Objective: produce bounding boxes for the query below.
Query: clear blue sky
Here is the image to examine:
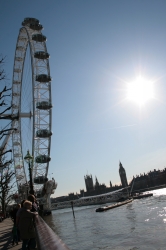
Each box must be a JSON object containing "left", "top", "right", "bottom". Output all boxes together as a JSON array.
[{"left": 1, "top": 1, "right": 166, "bottom": 197}]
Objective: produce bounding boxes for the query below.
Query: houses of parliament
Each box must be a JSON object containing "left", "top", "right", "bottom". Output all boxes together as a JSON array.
[
  {"left": 52, "top": 162, "right": 166, "bottom": 202},
  {"left": 53, "top": 161, "right": 128, "bottom": 202}
]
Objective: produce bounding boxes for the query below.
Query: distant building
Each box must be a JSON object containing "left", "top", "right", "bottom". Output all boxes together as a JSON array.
[
  {"left": 52, "top": 165, "right": 166, "bottom": 204},
  {"left": 94, "top": 176, "right": 100, "bottom": 189},
  {"left": 84, "top": 174, "right": 94, "bottom": 192},
  {"left": 119, "top": 161, "right": 128, "bottom": 187},
  {"left": 53, "top": 171, "right": 123, "bottom": 203},
  {"left": 130, "top": 168, "right": 166, "bottom": 192},
  {"left": 80, "top": 189, "right": 84, "bottom": 197},
  {"left": 68, "top": 193, "right": 75, "bottom": 199}
]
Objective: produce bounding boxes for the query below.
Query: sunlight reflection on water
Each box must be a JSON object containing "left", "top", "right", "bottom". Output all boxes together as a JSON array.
[{"left": 44, "top": 188, "right": 166, "bottom": 250}]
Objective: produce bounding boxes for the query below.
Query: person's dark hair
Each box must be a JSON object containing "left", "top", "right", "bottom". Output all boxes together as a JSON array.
[
  {"left": 21, "top": 199, "right": 26, "bottom": 208},
  {"left": 28, "top": 194, "right": 35, "bottom": 202}
]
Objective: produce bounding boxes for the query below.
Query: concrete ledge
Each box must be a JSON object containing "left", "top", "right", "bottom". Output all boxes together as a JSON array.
[{"left": 35, "top": 215, "right": 70, "bottom": 250}]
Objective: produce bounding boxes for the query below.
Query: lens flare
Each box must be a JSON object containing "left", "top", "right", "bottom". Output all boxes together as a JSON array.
[{"left": 127, "top": 76, "right": 154, "bottom": 106}]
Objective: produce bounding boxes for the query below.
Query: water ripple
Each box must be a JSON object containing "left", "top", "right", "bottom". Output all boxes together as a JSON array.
[{"left": 44, "top": 189, "right": 166, "bottom": 250}]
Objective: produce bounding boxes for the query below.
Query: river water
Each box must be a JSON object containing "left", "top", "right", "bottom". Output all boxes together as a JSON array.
[{"left": 44, "top": 189, "right": 166, "bottom": 250}]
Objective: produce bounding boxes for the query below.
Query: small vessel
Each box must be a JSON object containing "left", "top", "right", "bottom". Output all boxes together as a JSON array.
[
  {"left": 96, "top": 198, "right": 133, "bottom": 212},
  {"left": 132, "top": 193, "right": 153, "bottom": 199}
]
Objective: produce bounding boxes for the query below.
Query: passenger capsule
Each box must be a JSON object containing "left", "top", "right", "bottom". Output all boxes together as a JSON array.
[
  {"left": 34, "top": 51, "right": 50, "bottom": 59},
  {"left": 13, "top": 142, "right": 21, "bottom": 145},
  {"left": 15, "top": 164, "right": 23, "bottom": 169},
  {"left": 17, "top": 175, "right": 24, "bottom": 181},
  {"left": 34, "top": 176, "right": 48, "bottom": 184},
  {"left": 35, "top": 155, "right": 51, "bottom": 163},
  {"left": 36, "top": 129, "right": 52, "bottom": 138},
  {"left": 13, "top": 130, "right": 19, "bottom": 133},
  {"left": 29, "top": 23, "right": 43, "bottom": 31},
  {"left": 15, "top": 57, "right": 23, "bottom": 61},
  {"left": 22, "top": 17, "right": 39, "bottom": 26},
  {"left": 13, "top": 92, "right": 20, "bottom": 96},
  {"left": 13, "top": 81, "right": 21, "bottom": 84},
  {"left": 32, "top": 34, "right": 46, "bottom": 42},
  {"left": 36, "top": 74, "right": 51, "bottom": 82},
  {"left": 12, "top": 104, "right": 19, "bottom": 109},
  {"left": 17, "top": 46, "right": 25, "bottom": 51},
  {"left": 14, "top": 153, "right": 21, "bottom": 157},
  {"left": 36, "top": 101, "right": 52, "bottom": 110},
  {"left": 14, "top": 69, "right": 21, "bottom": 73},
  {"left": 19, "top": 37, "right": 27, "bottom": 42}
]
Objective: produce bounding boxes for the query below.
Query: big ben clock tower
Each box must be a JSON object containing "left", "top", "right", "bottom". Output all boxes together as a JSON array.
[{"left": 119, "top": 161, "right": 128, "bottom": 187}]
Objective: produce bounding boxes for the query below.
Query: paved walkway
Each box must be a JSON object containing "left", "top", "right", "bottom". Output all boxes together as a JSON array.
[{"left": 0, "top": 218, "right": 22, "bottom": 250}]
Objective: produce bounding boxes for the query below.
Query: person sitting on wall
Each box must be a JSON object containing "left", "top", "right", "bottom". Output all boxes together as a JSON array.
[{"left": 18, "top": 200, "right": 38, "bottom": 250}]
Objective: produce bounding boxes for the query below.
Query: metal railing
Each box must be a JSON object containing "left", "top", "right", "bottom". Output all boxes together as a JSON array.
[{"left": 35, "top": 215, "right": 70, "bottom": 250}]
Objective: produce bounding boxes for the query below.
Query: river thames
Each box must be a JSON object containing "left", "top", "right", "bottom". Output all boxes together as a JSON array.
[{"left": 44, "top": 189, "right": 166, "bottom": 250}]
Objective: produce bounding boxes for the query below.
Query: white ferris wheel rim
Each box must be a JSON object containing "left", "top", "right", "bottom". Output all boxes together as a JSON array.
[{"left": 11, "top": 18, "right": 52, "bottom": 194}]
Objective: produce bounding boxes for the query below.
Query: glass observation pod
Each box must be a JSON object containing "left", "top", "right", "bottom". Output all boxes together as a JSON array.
[
  {"left": 17, "top": 46, "right": 25, "bottom": 51},
  {"left": 14, "top": 153, "right": 21, "bottom": 157},
  {"left": 36, "top": 74, "right": 52, "bottom": 82},
  {"left": 19, "top": 37, "right": 27, "bottom": 41},
  {"left": 15, "top": 164, "right": 23, "bottom": 169},
  {"left": 34, "top": 51, "right": 50, "bottom": 59},
  {"left": 22, "top": 17, "right": 39, "bottom": 26},
  {"left": 29, "top": 23, "right": 43, "bottom": 31},
  {"left": 13, "top": 81, "right": 21, "bottom": 84},
  {"left": 32, "top": 34, "right": 46, "bottom": 42},
  {"left": 17, "top": 175, "right": 24, "bottom": 181},
  {"left": 13, "top": 92, "right": 20, "bottom": 96},
  {"left": 15, "top": 57, "right": 23, "bottom": 61},
  {"left": 36, "top": 101, "right": 52, "bottom": 110},
  {"left": 34, "top": 176, "right": 48, "bottom": 184},
  {"left": 13, "top": 130, "right": 19, "bottom": 133},
  {"left": 14, "top": 69, "right": 22, "bottom": 73},
  {"left": 35, "top": 155, "right": 51, "bottom": 163},
  {"left": 12, "top": 104, "right": 19, "bottom": 108},
  {"left": 13, "top": 141, "right": 21, "bottom": 146},
  {"left": 36, "top": 129, "right": 52, "bottom": 138}
]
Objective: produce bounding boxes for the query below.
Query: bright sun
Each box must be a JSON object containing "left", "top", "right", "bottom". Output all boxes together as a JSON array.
[{"left": 127, "top": 76, "right": 154, "bottom": 106}]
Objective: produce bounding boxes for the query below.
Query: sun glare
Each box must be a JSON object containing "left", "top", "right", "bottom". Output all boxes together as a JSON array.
[{"left": 127, "top": 76, "right": 154, "bottom": 106}]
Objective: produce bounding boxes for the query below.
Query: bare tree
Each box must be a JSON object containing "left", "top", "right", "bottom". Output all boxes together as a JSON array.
[
  {"left": 0, "top": 55, "right": 13, "bottom": 154},
  {"left": 0, "top": 163, "right": 15, "bottom": 216},
  {"left": 0, "top": 55, "right": 16, "bottom": 215},
  {"left": 0, "top": 56, "right": 13, "bottom": 122}
]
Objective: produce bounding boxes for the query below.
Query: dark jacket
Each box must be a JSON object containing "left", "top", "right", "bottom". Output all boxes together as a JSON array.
[
  {"left": 31, "top": 202, "right": 38, "bottom": 212},
  {"left": 11, "top": 208, "right": 19, "bottom": 224},
  {"left": 19, "top": 209, "right": 36, "bottom": 239}
]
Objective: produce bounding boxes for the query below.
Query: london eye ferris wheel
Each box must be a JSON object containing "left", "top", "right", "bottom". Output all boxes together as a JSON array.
[{"left": 11, "top": 18, "right": 52, "bottom": 195}]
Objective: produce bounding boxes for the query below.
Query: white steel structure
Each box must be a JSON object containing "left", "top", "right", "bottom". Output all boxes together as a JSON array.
[
  {"left": 51, "top": 187, "right": 130, "bottom": 210},
  {"left": 11, "top": 18, "right": 52, "bottom": 194}
]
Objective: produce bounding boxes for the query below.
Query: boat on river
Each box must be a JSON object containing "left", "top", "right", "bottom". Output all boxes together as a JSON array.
[
  {"left": 132, "top": 193, "right": 153, "bottom": 199},
  {"left": 51, "top": 187, "right": 130, "bottom": 210},
  {"left": 96, "top": 198, "right": 133, "bottom": 212}
]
